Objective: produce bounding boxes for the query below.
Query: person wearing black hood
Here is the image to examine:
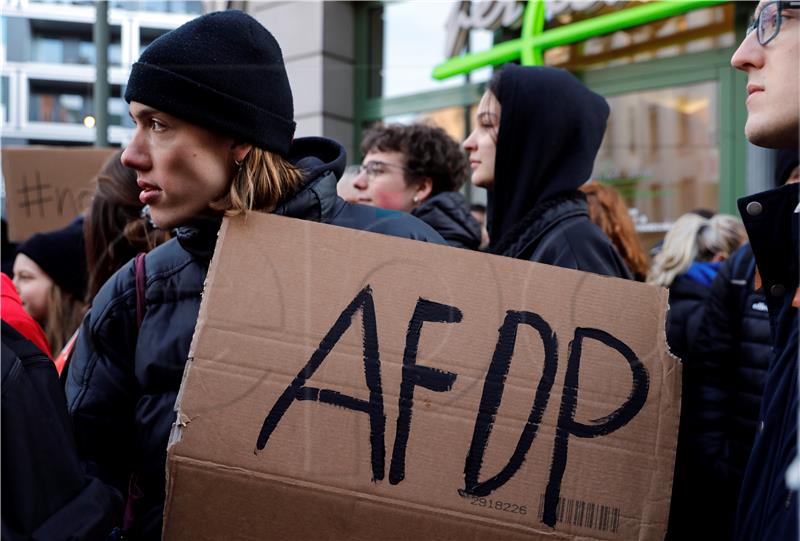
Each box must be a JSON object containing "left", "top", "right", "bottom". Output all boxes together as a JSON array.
[
  {"left": 463, "top": 65, "right": 630, "bottom": 277},
  {"left": 65, "top": 11, "right": 443, "bottom": 539}
]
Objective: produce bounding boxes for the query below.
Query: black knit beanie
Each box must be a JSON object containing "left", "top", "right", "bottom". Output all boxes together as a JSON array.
[
  {"left": 125, "top": 10, "right": 295, "bottom": 155},
  {"left": 17, "top": 217, "right": 87, "bottom": 301}
]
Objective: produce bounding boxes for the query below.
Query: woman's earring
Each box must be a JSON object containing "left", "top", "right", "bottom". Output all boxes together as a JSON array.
[
  {"left": 413, "top": 195, "right": 419, "bottom": 204},
  {"left": 234, "top": 158, "right": 243, "bottom": 173}
]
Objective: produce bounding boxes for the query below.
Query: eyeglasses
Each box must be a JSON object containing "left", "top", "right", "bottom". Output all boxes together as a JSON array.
[
  {"left": 746, "top": 1, "right": 800, "bottom": 46},
  {"left": 356, "top": 160, "right": 413, "bottom": 180}
]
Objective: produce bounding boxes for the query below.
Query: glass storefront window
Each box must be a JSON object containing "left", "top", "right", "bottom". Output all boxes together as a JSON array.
[
  {"left": 544, "top": 4, "right": 734, "bottom": 70},
  {"left": 369, "top": 1, "right": 493, "bottom": 100},
  {"left": 28, "top": 80, "right": 125, "bottom": 126},
  {"left": 592, "top": 81, "right": 719, "bottom": 230}
]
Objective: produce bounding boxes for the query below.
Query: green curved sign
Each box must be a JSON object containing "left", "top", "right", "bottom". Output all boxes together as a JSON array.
[{"left": 432, "top": 0, "right": 727, "bottom": 80}]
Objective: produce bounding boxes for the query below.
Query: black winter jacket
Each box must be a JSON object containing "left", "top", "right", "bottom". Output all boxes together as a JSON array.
[
  {"left": 411, "top": 191, "right": 482, "bottom": 250},
  {"left": 487, "top": 66, "right": 631, "bottom": 279},
  {"left": 664, "top": 269, "right": 715, "bottom": 540},
  {"left": 666, "top": 274, "right": 711, "bottom": 362},
  {"left": 671, "top": 244, "right": 772, "bottom": 540},
  {"left": 65, "top": 137, "right": 444, "bottom": 540},
  {"left": 492, "top": 191, "right": 632, "bottom": 278},
  {"left": 734, "top": 182, "right": 799, "bottom": 541},
  {"left": 2, "top": 322, "right": 122, "bottom": 540}
]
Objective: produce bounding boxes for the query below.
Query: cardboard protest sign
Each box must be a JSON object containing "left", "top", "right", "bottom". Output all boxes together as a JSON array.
[
  {"left": 165, "top": 213, "right": 680, "bottom": 541},
  {"left": 2, "top": 147, "right": 115, "bottom": 242}
]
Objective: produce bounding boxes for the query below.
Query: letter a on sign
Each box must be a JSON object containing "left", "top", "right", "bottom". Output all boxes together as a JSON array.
[{"left": 256, "top": 285, "right": 387, "bottom": 482}]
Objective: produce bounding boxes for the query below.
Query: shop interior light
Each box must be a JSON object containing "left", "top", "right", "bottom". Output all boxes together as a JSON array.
[{"left": 83, "top": 115, "right": 96, "bottom": 128}]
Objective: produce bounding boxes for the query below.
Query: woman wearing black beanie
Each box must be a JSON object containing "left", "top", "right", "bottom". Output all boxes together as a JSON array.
[
  {"left": 13, "top": 218, "right": 88, "bottom": 357},
  {"left": 65, "top": 10, "right": 443, "bottom": 540}
]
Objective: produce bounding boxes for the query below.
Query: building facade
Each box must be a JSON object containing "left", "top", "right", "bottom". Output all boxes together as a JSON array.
[
  {"left": 1, "top": 1, "right": 773, "bottom": 235},
  {"left": 1, "top": 0, "right": 201, "bottom": 146}
]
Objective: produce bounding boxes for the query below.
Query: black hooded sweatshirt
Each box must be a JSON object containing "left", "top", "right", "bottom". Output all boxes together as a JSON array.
[{"left": 489, "top": 65, "right": 631, "bottom": 279}]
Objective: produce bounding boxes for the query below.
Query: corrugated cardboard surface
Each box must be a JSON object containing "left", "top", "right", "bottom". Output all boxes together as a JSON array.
[
  {"left": 165, "top": 213, "right": 680, "bottom": 541},
  {"left": 2, "top": 147, "right": 114, "bottom": 241}
]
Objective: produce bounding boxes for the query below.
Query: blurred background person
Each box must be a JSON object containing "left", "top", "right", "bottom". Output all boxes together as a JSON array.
[
  {"left": 462, "top": 65, "right": 630, "bottom": 277},
  {"left": 2, "top": 273, "right": 50, "bottom": 359},
  {"left": 354, "top": 123, "right": 481, "bottom": 250},
  {"left": 13, "top": 219, "right": 88, "bottom": 362},
  {"left": 580, "top": 181, "right": 649, "bottom": 281},
  {"left": 649, "top": 208, "right": 717, "bottom": 259},
  {"left": 683, "top": 149, "right": 799, "bottom": 540},
  {"left": 2, "top": 263, "right": 121, "bottom": 539},
  {"left": 647, "top": 212, "right": 745, "bottom": 359},
  {"left": 83, "top": 151, "right": 170, "bottom": 304},
  {"left": 648, "top": 211, "right": 746, "bottom": 541}
]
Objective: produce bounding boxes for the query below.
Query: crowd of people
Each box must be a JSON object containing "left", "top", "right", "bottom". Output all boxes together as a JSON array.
[{"left": 2, "top": 1, "right": 798, "bottom": 539}]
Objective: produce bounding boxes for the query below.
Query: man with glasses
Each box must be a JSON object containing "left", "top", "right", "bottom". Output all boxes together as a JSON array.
[
  {"left": 352, "top": 124, "right": 482, "bottom": 249},
  {"left": 730, "top": 1, "right": 799, "bottom": 539}
]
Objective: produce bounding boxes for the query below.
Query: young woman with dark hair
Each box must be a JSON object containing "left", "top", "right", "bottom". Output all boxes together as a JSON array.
[{"left": 463, "top": 65, "right": 630, "bottom": 277}]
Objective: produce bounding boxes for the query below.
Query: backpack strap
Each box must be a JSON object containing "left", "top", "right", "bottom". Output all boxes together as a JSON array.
[
  {"left": 123, "top": 253, "right": 148, "bottom": 535},
  {"left": 134, "top": 253, "right": 147, "bottom": 329}
]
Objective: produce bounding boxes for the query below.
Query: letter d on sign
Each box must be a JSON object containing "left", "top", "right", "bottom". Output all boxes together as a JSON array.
[{"left": 542, "top": 328, "right": 649, "bottom": 527}]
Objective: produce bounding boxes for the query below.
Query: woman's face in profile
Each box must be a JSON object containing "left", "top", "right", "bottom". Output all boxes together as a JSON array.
[
  {"left": 463, "top": 90, "right": 500, "bottom": 190},
  {"left": 13, "top": 253, "right": 53, "bottom": 324}
]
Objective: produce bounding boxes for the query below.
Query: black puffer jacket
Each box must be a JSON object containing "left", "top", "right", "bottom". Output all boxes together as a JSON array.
[
  {"left": 65, "top": 137, "right": 444, "bottom": 540},
  {"left": 411, "top": 191, "right": 482, "bottom": 250},
  {"left": 664, "top": 268, "right": 716, "bottom": 540},
  {"left": 666, "top": 274, "right": 712, "bottom": 361},
  {"left": 488, "top": 66, "right": 630, "bottom": 279},
  {"left": 675, "top": 244, "right": 771, "bottom": 540}
]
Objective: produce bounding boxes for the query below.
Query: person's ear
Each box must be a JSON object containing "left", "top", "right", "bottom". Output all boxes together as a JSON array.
[
  {"left": 414, "top": 177, "right": 433, "bottom": 204},
  {"left": 231, "top": 142, "right": 253, "bottom": 165},
  {"left": 711, "top": 252, "right": 728, "bottom": 263}
]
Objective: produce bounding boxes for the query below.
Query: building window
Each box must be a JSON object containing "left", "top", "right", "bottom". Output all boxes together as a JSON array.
[
  {"left": 140, "top": 26, "right": 170, "bottom": 55},
  {"left": 110, "top": 0, "right": 203, "bottom": 14},
  {"left": 28, "top": 80, "right": 125, "bottom": 125},
  {"left": 27, "top": 0, "right": 202, "bottom": 13},
  {"left": 30, "top": 20, "right": 122, "bottom": 66},
  {"left": 1, "top": 76, "right": 9, "bottom": 122}
]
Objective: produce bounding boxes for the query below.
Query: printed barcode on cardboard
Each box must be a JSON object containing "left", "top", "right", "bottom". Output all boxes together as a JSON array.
[{"left": 537, "top": 494, "right": 620, "bottom": 534}]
